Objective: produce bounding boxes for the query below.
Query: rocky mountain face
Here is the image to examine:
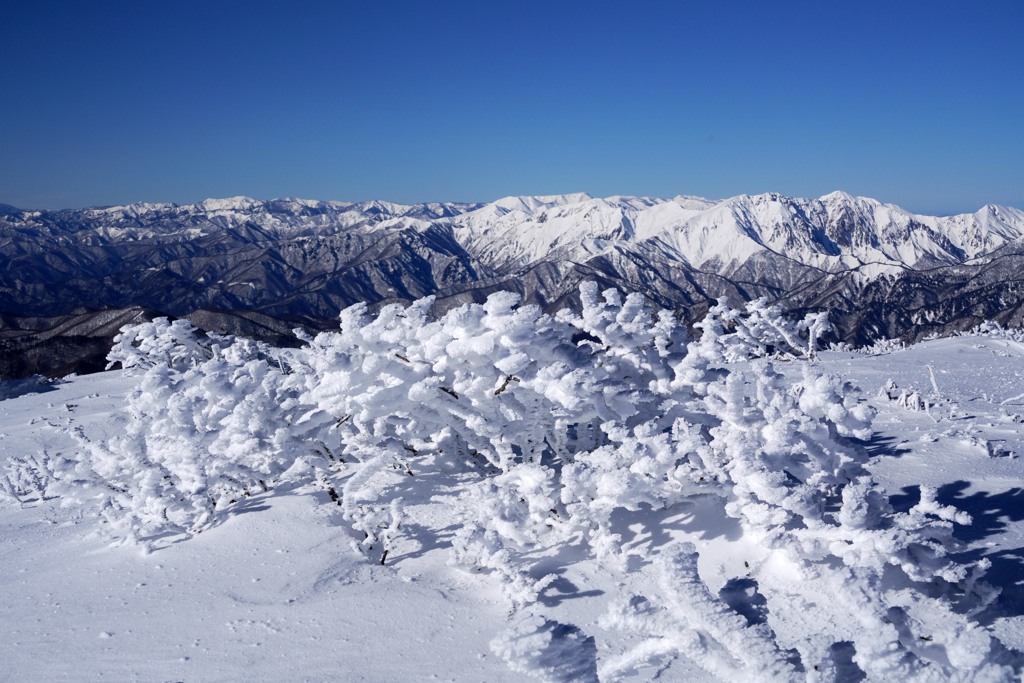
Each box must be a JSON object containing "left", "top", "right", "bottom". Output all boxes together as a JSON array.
[{"left": 2, "top": 192, "right": 1023, "bottom": 378}]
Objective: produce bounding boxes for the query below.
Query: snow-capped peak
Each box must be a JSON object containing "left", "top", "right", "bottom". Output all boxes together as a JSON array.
[
  {"left": 486, "top": 192, "right": 594, "bottom": 215},
  {"left": 819, "top": 189, "right": 859, "bottom": 203},
  {"left": 446, "top": 191, "right": 1024, "bottom": 276},
  {"left": 198, "top": 196, "right": 260, "bottom": 213}
]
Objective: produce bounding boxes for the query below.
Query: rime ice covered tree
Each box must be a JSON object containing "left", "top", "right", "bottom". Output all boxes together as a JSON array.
[{"left": 3, "top": 283, "right": 1016, "bottom": 679}]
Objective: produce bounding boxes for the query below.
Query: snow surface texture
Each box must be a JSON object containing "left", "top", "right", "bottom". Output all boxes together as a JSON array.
[{"left": 2, "top": 286, "right": 1024, "bottom": 680}]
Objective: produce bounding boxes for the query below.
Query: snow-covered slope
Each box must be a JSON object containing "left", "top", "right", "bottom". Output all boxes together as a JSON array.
[
  {"left": 3, "top": 299, "right": 1024, "bottom": 681},
  {"left": 0, "top": 375, "right": 518, "bottom": 682}
]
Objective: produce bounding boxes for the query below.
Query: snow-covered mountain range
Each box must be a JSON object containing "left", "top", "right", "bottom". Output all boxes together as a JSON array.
[
  {"left": 448, "top": 191, "right": 1024, "bottom": 277},
  {"left": 3, "top": 191, "right": 1024, "bottom": 377},
  {"left": 16, "top": 191, "right": 1024, "bottom": 273}
]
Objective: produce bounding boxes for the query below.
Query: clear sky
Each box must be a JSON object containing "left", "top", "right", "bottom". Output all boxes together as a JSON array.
[{"left": 2, "top": 0, "right": 1022, "bottom": 214}]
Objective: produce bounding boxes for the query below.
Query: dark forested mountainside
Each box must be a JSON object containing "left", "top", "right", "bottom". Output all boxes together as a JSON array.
[{"left": 2, "top": 193, "right": 1023, "bottom": 377}]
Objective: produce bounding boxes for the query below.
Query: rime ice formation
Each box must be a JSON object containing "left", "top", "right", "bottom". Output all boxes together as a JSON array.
[{"left": 4, "top": 287, "right": 1023, "bottom": 680}]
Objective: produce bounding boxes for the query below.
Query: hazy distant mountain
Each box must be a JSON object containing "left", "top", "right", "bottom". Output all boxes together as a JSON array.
[{"left": 2, "top": 192, "right": 1024, "bottom": 377}]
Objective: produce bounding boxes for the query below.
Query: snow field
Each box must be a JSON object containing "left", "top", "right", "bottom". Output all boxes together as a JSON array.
[{"left": 3, "top": 286, "right": 1024, "bottom": 681}]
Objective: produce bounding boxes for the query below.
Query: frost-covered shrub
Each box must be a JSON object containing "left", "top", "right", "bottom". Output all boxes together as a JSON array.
[
  {"left": 101, "top": 338, "right": 313, "bottom": 536},
  {"left": 600, "top": 543, "right": 801, "bottom": 682},
  {"left": 449, "top": 464, "right": 565, "bottom": 605},
  {"left": 106, "top": 317, "right": 213, "bottom": 371},
  {"left": 880, "top": 378, "right": 931, "bottom": 412},
  {"left": 296, "top": 292, "right": 587, "bottom": 574},
  {"left": 958, "top": 320, "right": 1024, "bottom": 342},
  {"left": 563, "top": 294, "right": 1004, "bottom": 678},
  {"left": 4, "top": 283, "right": 1015, "bottom": 679},
  {"left": 689, "top": 297, "right": 829, "bottom": 363},
  {"left": 560, "top": 306, "right": 869, "bottom": 569},
  {"left": 860, "top": 336, "right": 907, "bottom": 355},
  {"left": 11, "top": 334, "right": 319, "bottom": 546},
  {"left": 0, "top": 449, "right": 64, "bottom": 504}
]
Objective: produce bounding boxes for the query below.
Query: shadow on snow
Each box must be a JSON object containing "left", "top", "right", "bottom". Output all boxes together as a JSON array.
[{"left": 891, "top": 481, "right": 1024, "bottom": 620}]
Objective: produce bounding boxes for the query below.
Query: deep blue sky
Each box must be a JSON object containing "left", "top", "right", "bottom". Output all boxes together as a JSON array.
[{"left": 2, "top": 1, "right": 1022, "bottom": 214}]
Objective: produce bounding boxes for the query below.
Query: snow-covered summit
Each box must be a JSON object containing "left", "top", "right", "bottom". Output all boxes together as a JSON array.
[
  {"left": 443, "top": 191, "right": 1024, "bottom": 275},
  {"left": 4, "top": 297, "right": 1024, "bottom": 680},
  {"left": 198, "top": 195, "right": 260, "bottom": 213}
]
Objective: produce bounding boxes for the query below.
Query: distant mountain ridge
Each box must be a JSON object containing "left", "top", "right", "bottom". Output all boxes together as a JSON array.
[
  {"left": 3, "top": 191, "right": 1024, "bottom": 377},
  {"left": 14, "top": 192, "right": 1022, "bottom": 272}
]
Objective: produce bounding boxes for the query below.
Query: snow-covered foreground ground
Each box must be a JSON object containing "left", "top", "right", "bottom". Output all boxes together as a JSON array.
[
  {"left": 3, "top": 310, "right": 1024, "bottom": 681},
  {"left": 0, "top": 371, "right": 518, "bottom": 682},
  {"left": 827, "top": 336, "right": 1024, "bottom": 654}
]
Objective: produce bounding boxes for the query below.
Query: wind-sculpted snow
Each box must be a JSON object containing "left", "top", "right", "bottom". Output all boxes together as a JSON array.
[
  {"left": 2, "top": 284, "right": 1019, "bottom": 680},
  {"left": 600, "top": 544, "right": 802, "bottom": 682},
  {"left": 491, "top": 614, "right": 600, "bottom": 682}
]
